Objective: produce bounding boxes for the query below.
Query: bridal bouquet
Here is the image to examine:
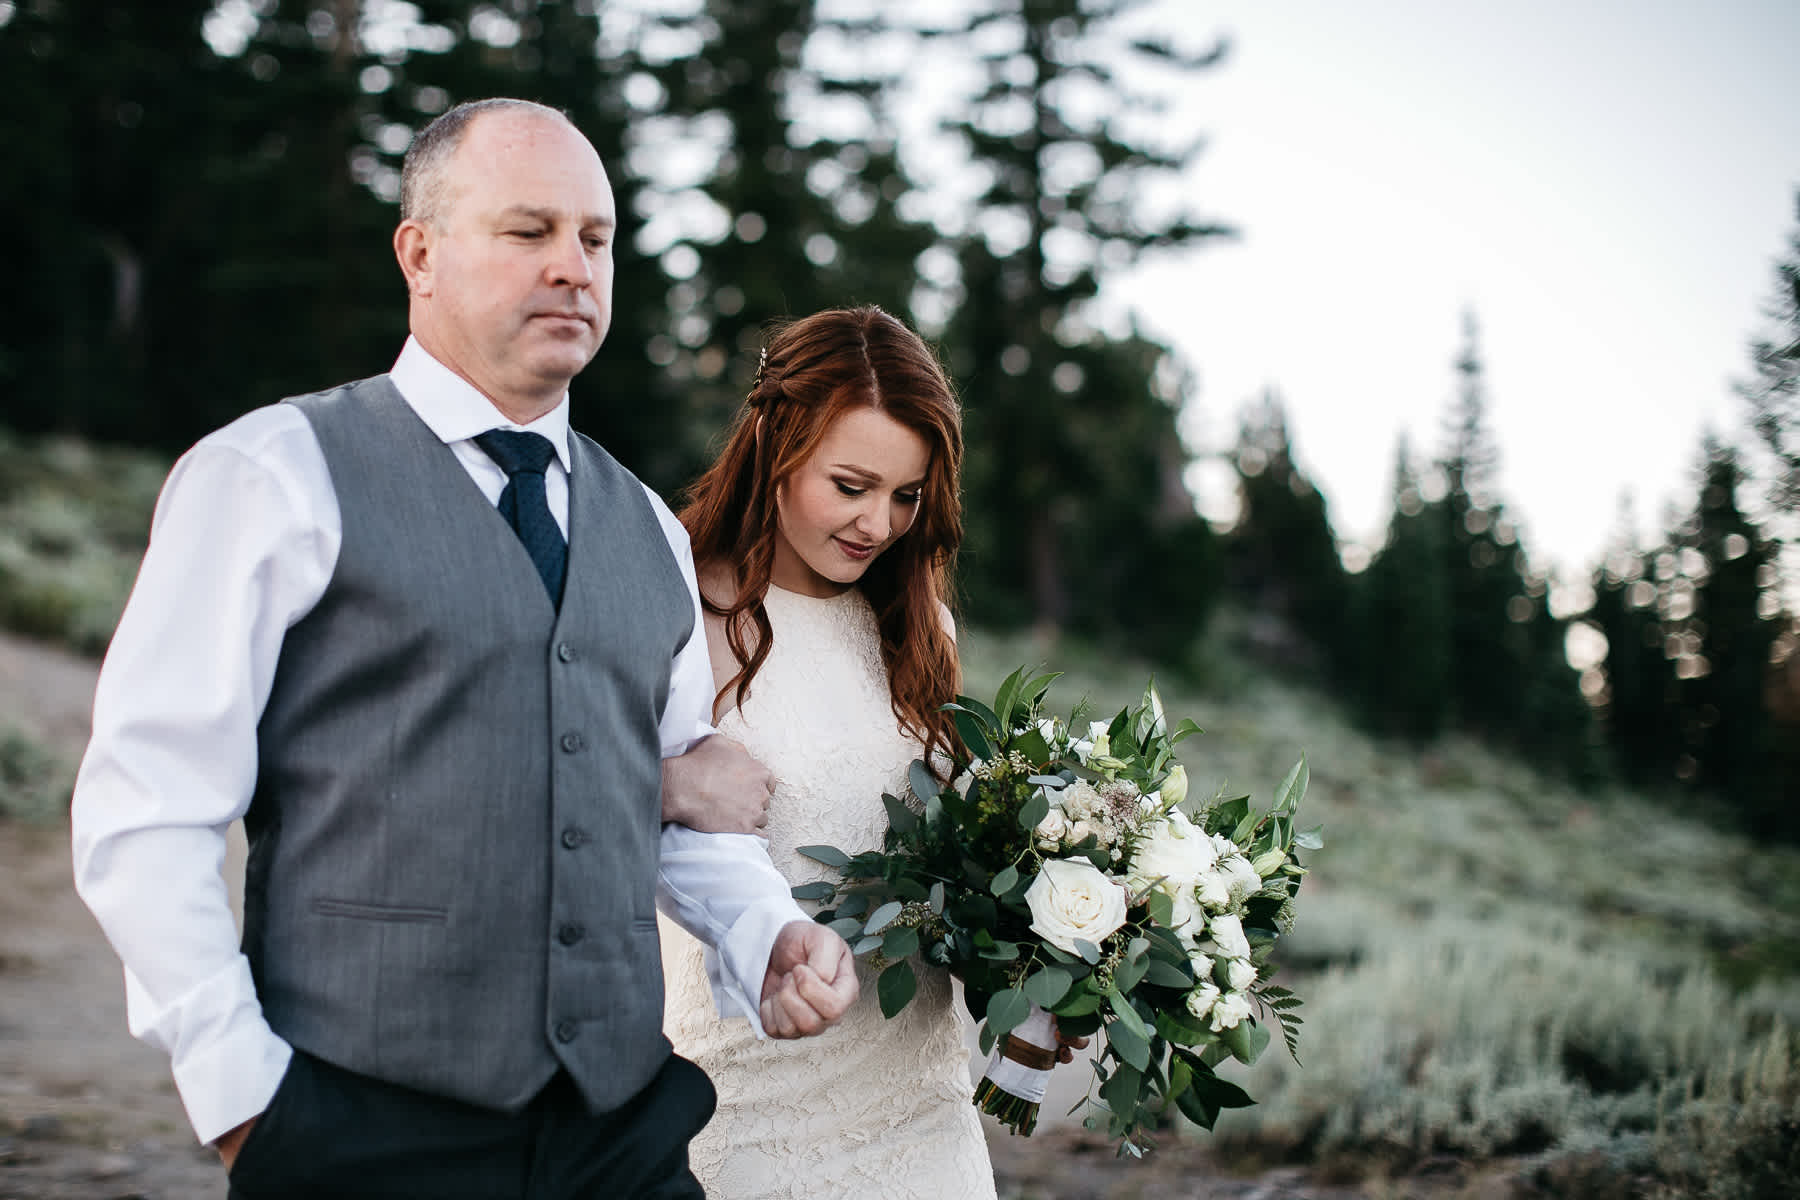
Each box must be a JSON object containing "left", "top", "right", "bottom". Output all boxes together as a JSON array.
[{"left": 793, "top": 668, "right": 1320, "bottom": 1155}]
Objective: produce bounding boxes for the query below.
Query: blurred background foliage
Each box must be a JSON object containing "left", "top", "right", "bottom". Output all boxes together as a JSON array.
[
  {"left": 0, "top": 4, "right": 1796, "bottom": 1185},
  {"left": 0, "top": 0, "right": 1794, "bottom": 832}
]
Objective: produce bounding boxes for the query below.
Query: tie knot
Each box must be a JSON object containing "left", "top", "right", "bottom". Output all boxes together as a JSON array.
[{"left": 474, "top": 429, "right": 556, "bottom": 477}]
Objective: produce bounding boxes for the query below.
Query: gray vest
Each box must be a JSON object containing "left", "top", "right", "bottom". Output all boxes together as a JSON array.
[{"left": 244, "top": 375, "right": 694, "bottom": 1113}]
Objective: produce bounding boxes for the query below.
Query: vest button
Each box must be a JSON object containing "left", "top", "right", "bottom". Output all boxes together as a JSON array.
[
  {"left": 560, "top": 827, "right": 587, "bottom": 850},
  {"left": 560, "top": 731, "right": 586, "bottom": 753},
  {"left": 557, "top": 922, "right": 586, "bottom": 946},
  {"left": 554, "top": 1020, "right": 579, "bottom": 1043},
  {"left": 556, "top": 641, "right": 578, "bottom": 663}
]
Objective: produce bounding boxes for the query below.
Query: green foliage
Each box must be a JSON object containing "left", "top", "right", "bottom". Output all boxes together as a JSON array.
[
  {"left": 1652, "top": 1024, "right": 1800, "bottom": 1200},
  {"left": 0, "top": 726, "right": 72, "bottom": 825},
  {"left": 0, "top": 431, "right": 166, "bottom": 654}
]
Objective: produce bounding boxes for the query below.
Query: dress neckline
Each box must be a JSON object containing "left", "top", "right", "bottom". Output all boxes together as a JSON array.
[{"left": 766, "top": 582, "right": 860, "bottom": 605}]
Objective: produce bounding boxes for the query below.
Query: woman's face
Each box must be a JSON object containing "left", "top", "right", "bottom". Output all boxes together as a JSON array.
[{"left": 772, "top": 406, "right": 931, "bottom": 597}]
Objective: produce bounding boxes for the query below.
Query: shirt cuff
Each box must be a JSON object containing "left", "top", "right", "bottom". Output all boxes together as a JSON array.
[
  {"left": 705, "top": 894, "right": 809, "bottom": 1037},
  {"left": 125, "top": 957, "right": 293, "bottom": 1145}
]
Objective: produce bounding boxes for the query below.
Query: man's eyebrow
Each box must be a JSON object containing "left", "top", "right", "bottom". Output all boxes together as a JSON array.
[{"left": 497, "top": 205, "right": 616, "bottom": 230}]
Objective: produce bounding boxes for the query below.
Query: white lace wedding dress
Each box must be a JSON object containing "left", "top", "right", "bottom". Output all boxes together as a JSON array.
[{"left": 659, "top": 585, "right": 996, "bottom": 1199}]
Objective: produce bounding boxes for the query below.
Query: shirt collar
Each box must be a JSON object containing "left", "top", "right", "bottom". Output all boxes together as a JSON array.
[{"left": 387, "top": 336, "right": 573, "bottom": 472}]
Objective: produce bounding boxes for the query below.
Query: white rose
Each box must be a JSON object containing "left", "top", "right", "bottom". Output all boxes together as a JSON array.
[
  {"left": 1210, "top": 833, "right": 1239, "bottom": 860},
  {"left": 1225, "top": 957, "right": 1257, "bottom": 991},
  {"left": 1221, "top": 854, "right": 1261, "bottom": 904},
  {"left": 1186, "top": 948, "right": 1214, "bottom": 980},
  {"left": 1061, "top": 780, "right": 1104, "bottom": 821},
  {"left": 1184, "top": 980, "right": 1220, "bottom": 1021},
  {"left": 1069, "top": 819, "right": 1097, "bottom": 846},
  {"left": 1124, "top": 807, "right": 1218, "bottom": 899},
  {"left": 1167, "top": 886, "right": 1205, "bottom": 941},
  {"left": 1194, "top": 867, "right": 1232, "bottom": 911},
  {"left": 1207, "top": 912, "right": 1252, "bottom": 961},
  {"left": 1034, "top": 806, "right": 1070, "bottom": 849},
  {"left": 1024, "top": 859, "right": 1129, "bottom": 955},
  {"left": 1209, "top": 991, "right": 1253, "bottom": 1031}
]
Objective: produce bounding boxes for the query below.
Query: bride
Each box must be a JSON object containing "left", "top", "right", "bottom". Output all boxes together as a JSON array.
[{"left": 657, "top": 306, "right": 996, "bottom": 1197}]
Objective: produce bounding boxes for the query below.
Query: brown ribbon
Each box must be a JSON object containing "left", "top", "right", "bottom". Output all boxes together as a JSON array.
[{"left": 1000, "top": 1033, "right": 1058, "bottom": 1072}]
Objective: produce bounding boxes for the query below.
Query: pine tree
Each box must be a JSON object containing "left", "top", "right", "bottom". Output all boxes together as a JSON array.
[
  {"left": 1225, "top": 391, "right": 1350, "bottom": 677},
  {"left": 1587, "top": 505, "right": 1681, "bottom": 787},
  {"left": 632, "top": 0, "right": 936, "bottom": 489},
  {"left": 1353, "top": 436, "right": 1453, "bottom": 739},
  {"left": 928, "top": 0, "right": 1231, "bottom": 635},
  {"left": 1675, "top": 439, "right": 1781, "bottom": 828}
]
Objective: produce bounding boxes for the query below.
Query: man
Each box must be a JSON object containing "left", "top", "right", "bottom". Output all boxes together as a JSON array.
[{"left": 70, "top": 98, "right": 857, "bottom": 1198}]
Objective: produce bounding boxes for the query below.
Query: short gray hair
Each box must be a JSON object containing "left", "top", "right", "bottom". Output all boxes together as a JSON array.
[{"left": 399, "top": 98, "right": 572, "bottom": 225}]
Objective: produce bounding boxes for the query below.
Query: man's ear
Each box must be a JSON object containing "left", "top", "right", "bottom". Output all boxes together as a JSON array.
[{"left": 394, "top": 220, "right": 434, "bottom": 297}]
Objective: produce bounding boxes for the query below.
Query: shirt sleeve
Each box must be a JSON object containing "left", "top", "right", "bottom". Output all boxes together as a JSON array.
[
  {"left": 69, "top": 407, "right": 337, "bottom": 1145},
  {"left": 641, "top": 486, "right": 809, "bottom": 1031}
]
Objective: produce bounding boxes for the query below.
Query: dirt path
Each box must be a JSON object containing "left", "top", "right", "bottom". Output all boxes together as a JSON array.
[
  {"left": 0, "top": 633, "right": 225, "bottom": 1199},
  {"left": 0, "top": 631, "right": 1493, "bottom": 1199}
]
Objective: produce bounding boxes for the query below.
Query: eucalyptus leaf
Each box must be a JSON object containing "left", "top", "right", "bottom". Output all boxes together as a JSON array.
[
  {"left": 1112, "top": 953, "right": 1149, "bottom": 995},
  {"left": 989, "top": 865, "right": 1019, "bottom": 897},
  {"left": 928, "top": 881, "right": 945, "bottom": 914},
  {"left": 853, "top": 934, "right": 882, "bottom": 954},
  {"left": 882, "top": 925, "right": 920, "bottom": 959},
  {"left": 1108, "top": 1016, "right": 1151, "bottom": 1072},
  {"left": 797, "top": 844, "right": 849, "bottom": 869},
  {"left": 1017, "top": 788, "right": 1050, "bottom": 832},
  {"left": 908, "top": 760, "right": 940, "bottom": 810},
  {"left": 1025, "top": 774, "right": 1067, "bottom": 788},
  {"left": 827, "top": 917, "right": 863, "bottom": 941},
  {"left": 1107, "top": 988, "right": 1151, "bottom": 1042},
  {"left": 881, "top": 792, "right": 918, "bottom": 835},
  {"left": 877, "top": 960, "right": 918, "bottom": 1018},
  {"left": 1144, "top": 890, "right": 1176, "bottom": 929},
  {"left": 790, "top": 881, "right": 836, "bottom": 902},
  {"left": 1023, "top": 965, "right": 1072, "bottom": 1009},
  {"left": 863, "top": 900, "right": 904, "bottom": 934},
  {"left": 1295, "top": 825, "right": 1325, "bottom": 850},
  {"left": 1073, "top": 938, "right": 1102, "bottom": 964},
  {"left": 986, "top": 987, "right": 1032, "bottom": 1040},
  {"left": 1100, "top": 1059, "right": 1143, "bottom": 1114},
  {"left": 1052, "top": 989, "right": 1104, "bottom": 1018},
  {"left": 1145, "top": 959, "right": 1195, "bottom": 989}
]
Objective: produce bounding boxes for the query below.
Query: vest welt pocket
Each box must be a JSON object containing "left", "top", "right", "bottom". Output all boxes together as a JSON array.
[{"left": 311, "top": 897, "right": 449, "bottom": 925}]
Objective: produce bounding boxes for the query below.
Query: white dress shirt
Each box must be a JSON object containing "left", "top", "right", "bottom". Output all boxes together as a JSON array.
[{"left": 70, "top": 338, "right": 807, "bottom": 1145}]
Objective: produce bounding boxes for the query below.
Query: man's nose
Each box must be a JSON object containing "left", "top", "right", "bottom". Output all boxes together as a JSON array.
[{"left": 546, "top": 231, "right": 594, "bottom": 289}]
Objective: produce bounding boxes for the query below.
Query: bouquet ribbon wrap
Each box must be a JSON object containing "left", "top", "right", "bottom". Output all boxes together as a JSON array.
[{"left": 979, "top": 1005, "right": 1058, "bottom": 1109}]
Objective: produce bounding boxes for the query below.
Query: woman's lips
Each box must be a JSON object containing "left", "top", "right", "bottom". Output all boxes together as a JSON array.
[{"left": 834, "top": 537, "right": 875, "bottom": 561}]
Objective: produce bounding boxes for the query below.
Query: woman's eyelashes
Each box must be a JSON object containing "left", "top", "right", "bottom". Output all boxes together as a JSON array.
[{"left": 833, "top": 479, "right": 923, "bottom": 505}]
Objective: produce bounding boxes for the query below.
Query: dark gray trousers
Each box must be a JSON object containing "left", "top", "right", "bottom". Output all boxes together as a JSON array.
[{"left": 225, "top": 1050, "right": 714, "bottom": 1199}]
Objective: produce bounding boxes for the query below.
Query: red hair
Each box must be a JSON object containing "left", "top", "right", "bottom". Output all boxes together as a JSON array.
[{"left": 679, "top": 306, "right": 964, "bottom": 766}]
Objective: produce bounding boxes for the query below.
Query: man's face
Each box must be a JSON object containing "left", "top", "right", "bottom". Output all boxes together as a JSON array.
[{"left": 407, "top": 110, "right": 616, "bottom": 414}]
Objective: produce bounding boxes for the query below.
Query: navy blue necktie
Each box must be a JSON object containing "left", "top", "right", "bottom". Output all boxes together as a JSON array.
[{"left": 474, "top": 430, "right": 567, "bottom": 608}]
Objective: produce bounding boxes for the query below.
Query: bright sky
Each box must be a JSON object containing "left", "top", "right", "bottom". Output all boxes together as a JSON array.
[{"left": 1114, "top": 0, "right": 1800, "bottom": 590}]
